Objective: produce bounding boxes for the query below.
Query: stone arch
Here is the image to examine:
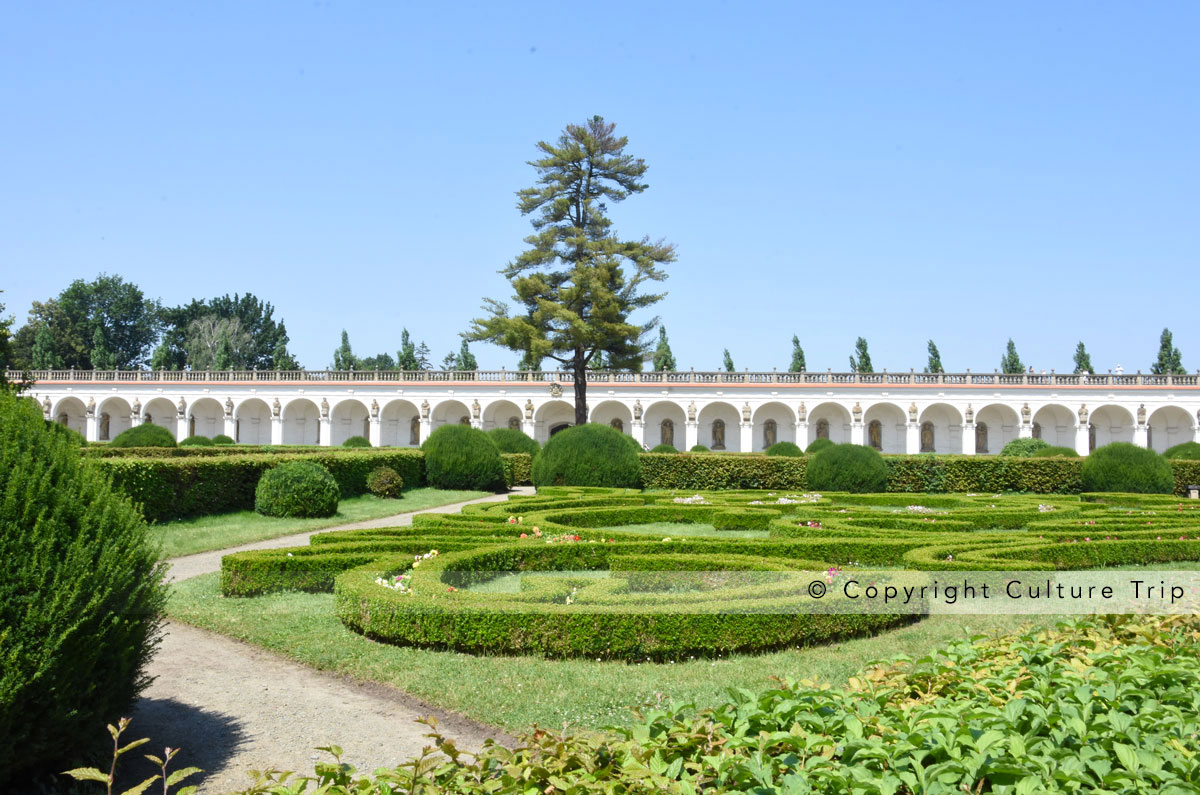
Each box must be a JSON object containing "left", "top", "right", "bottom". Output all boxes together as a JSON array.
[
  {"left": 1090, "top": 405, "right": 1135, "bottom": 450},
  {"left": 98, "top": 397, "right": 133, "bottom": 441},
  {"left": 282, "top": 398, "right": 320, "bottom": 445},
  {"left": 188, "top": 397, "right": 224, "bottom": 439},
  {"left": 534, "top": 400, "right": 575, "bottom": 444},
  {"left": 234, "top": 397, "right": 272, "bottom": 444},
  {"left": 52, "top": 396, "right": 88, "bottom": 437},
  {"left": 974, "top": 404, "right": 1020, "bottom": 455},
  {"left": 590, "top": 400, "right": 634, "bottom": 436},
  {"left": 142, "top": 397, "right": 178, "bottom": 436},
  {"left": 699, "top": 401, "right": 740, "bottom": 451},
  {"left": 752, "top": 401, "right": 794, "bottom": 451},
  {"left": 918, "top": 403, "right": 963, "bottom": 455},
  {"left": 806, "top": 402, "right": 851, "bottom": 447},
  {"left": 644, "top": 400, "right": 686, "bottom": 450},
  {"left": 862, "top": 402, "right": 906, "bottom": 453},
  {"left": 331, "top": 398, "right": 370, "bottom": 446},
  {"left": 1147, "top": 406, "right": 1194, "bottom": 453},
  {"left": 431, "top": 399, "right": 472, "bottom": 432},
  {"left": 483, "top": 399, "right": 523, "bottom": 432},
  {"left": 379, "top": 399, "right": 420, "bottom": 447},
  {"left": 1031, "top": 404, "right": 1075, "bottom": 448}
]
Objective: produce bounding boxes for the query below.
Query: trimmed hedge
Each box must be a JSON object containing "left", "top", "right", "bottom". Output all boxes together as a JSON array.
[
  {"left": 806, "top": 438, "right": 835, "bottom": 454},
  {"left": 255, "top": 461, "right": 340, "bottom": 518},
  {"left": 1081, "top": 442, "right": 1174, "bottom": 494},
  {"left": 501, "top": 452, "right": 532, "bottom": 486},
  {"left": 422, "top": 424, "right": 507, "bottom": 492},
  {"left": 179, "top": 434, "right": 215, "bottom": 447},
  {"left": 690, "top": 444, "right": 710, "bottom": 452},
  {"left": 1164, "top": 441, "right": 1200, "bottom": 460},
  {"left": 366, "top": 465, "right": 403, "bottom": 498},
  {"left": 109, "top": 423, "right": 177, "bottom": 448},
  {"left": 342, "top": 435, "right": 371, "bottom": 448},
  {"left": 1000, "top": 437, "right": 1050, "bottom": 456},
  {"left": 533, "top": 424, "right": 642, "bottom": 488},
  {"left": 650, "top": 443, "right": 680, "bottom": 453},
  {"left": 765, "top": 441, "right": 803, "bottom": 457},
  {"left": 212, "top": 434, "right": 235, "bottom": 445},
  {"left": 1032, "top": 445, "right": 1079, "bottom": 457},
  {"left": 806, "top": 443, "right": 888, "bottom": 493},
  {"left": 640, "top": 452, "right": 807, "bottom": 490},
  {"left": 487, "top": 427, "right": 541, "bottom": 457}
]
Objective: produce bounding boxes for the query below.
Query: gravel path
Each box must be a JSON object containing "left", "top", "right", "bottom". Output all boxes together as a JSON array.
[{"left": 133, "top": 490, "right": 531, "bottom": 792}]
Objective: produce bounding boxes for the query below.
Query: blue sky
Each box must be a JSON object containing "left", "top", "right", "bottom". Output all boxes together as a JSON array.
[{"left": 3, "top": 1, "right": 1197, "bottom": 373}]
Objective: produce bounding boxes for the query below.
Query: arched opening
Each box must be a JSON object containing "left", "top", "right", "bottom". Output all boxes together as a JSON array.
[
  {"left": 1031, "top": 404, "right": 1074, "bottom": 448},
  {"left": 330, "top": 399, "right": 370, "bottom": 446},
  {"left": 533, "top": 400, "right": 575, "bottom": 444},
  {"left": 1147, "top": 406, "right": 1194, "bottom": 453},
  {"left": 282, "top": 398, "right": 320, "bottom": 445},
  {"left": 1090, "top": 405, "right": 1135, "bottom": 450},
  {"left": 550, "top": 423, "right": 570, "bottom": 436},
  {"left": 483, "top": 399, "right": 523, "bottom": 432},
  {"left": 590, "top": 400, "right": 634, "bottom": 439},
  {"left": 867, "top": 420, "right": 883, "bottom": 450},
  {"left": 975, "top": 404, "right": 1020, "bottom": 455},
  {"left": 862, "top": 402, "right": 906, "bottom": 453},
  {"left": 807, "top": 402, "right": 851, "bottom": 447},
  {"left": 235, "top": 398, "right": 272, "bottom": 444},
  {"left": 644, "top": 401, "right": 686, "bottom": 450},
  {"left": 380, "top": 400, "right": 420, "bottom": 447},
  {"left": 52, "top": 397, "right": 87, "bottom": 437},
  {"left": 752, "top": 401, "right": 794, "bottom": 452},
  {"left": 431, "top": 399, "right": 472, "bottom": 433},
  {"left": 917, "top": 403, "right": 963, "bottom": 454},
  {"left": 98, "top": 397, "right": 132, "bottom": 441},
  {"left": 975, "top": 422, "right": 988, "bottom": 453},
  {"left": 188, "top": 397, "right": 224, "bottom": 439},
  {"left": 699, "top": 402, "right": 740, "bottom": 451}
]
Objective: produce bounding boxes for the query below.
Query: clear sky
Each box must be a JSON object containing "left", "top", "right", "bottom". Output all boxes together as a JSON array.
[{"left": 3, "top": 1, "right": 1197, "bottom": 373}]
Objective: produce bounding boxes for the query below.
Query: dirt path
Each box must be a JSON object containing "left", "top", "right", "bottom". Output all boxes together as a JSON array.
[{"left": 135, "top": 489, "right": 530, "bottom": 792}]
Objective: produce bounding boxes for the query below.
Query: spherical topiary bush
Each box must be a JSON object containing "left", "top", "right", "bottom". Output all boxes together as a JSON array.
[
  {"left": 1032, "top": 445, "right": 1079, "bottom": 457},
  {"left": 622, "top": 432, "right": 645, "bottom": 454},
  {"left": 180, "top": 434, "right": 215, "bottom": 446},
  {"left": 342, "top": 435, "right": 371, "bottom": 448},
  {"left": 46, "top": 420, "right": 86, "bottom": 447},
  {"left": 650, "top": 443, "right": 680, "bottom": 454},
  {"left": 366, "top": 465, "right": 404, "bottom": 498},
  {"left": 109, "top": 423, "right": 177, "bottom": 448},
  {"left": 690, "top": 444, "right": 710, "bottom": 452},
  {"left": 212, "top": 434, "right": 235, "bottom": 445},
  {"left": 421, "top": 424, "right": 507, "bottom": 492},
  {"left": 533, "top": 423, "right": 642, "bottom": 488},
  {"left": 1163, "top": 441, "right": 1200, "bottom": 460},
  {"left": 806, "top": 443, "right": 889, "bottom": 493},
  {"left": 805, "top": 438, "right": 835, "bottom": 455},
  {"left": 1000, "top": 438, "right": 1050, "bottom": 457},
  {"left": 0, "top": 392, "right": 166, "bottom": 785},
  {"left": 487, "top": 427, "right": 541, "bottom": 457},
  {"left": 255, "top": 461, "right": 341, "bottom": 517},
  {"left": 766, "top": 441, "right": 803, "bottom": 457},
  {"left": 1081, "top": 442, "right": 1175, "bottom": 494}
]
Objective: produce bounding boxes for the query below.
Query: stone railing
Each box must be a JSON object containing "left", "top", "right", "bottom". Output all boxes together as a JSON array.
[{"left": 10, "top": 368, "right": 1200, "bottom": 388}]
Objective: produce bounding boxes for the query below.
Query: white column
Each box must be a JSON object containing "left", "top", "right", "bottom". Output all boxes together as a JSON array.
[
  {"left": 86, "top": 412, "right": 99, "bottom": 442},
  {"left": 631, "top": 419, "right": 645, "bottom": 449},
  {"left": 1133, "top": 425, "right": 1148, "bottom": 448},
  {"left": 796, "top": 421, "right": 809, "bottom": 449},
  {"left": 319, "top": 416, "right": 332, "bottom": 446},
  {"left": 739, "top": 422, "right": 753, "bottom": 453},
  {"left": 271, "top": 416, "right": 284, "bottom": 445},
  {"left": 850, "top": 421, "right": 864, "bottom": 447},
  {"left": 685, "top": 420, "right": 699, "bottom": 450},
  {"left": 521, "top": 417, "right": 535, "bottom": 440},
  {"left": 1019, "top": 418, "right": 1033, "bottom": 439},
  {"left": 223, "top": 415, "right": 237, "bottom": 439},
  {"left": 1075, "top": 424, "right": 1090, "bottom": 456},
  {"left": 176, "top": 413, "right": 189, "bottom": 442},
  {"left": 421, "top": 417, "right": 433, "bottom": 443},
  {"left": 962, "top": 423, "right": 976, "bottom": 455},
  {"left": 906, "top": 423, "right": 920, "bottom": 454},
  {"left": 369, "top": 417, "right": 382, "bottom": 447},
  {"left": 471, "top": 418, "right": 483, "bottom": 431}
]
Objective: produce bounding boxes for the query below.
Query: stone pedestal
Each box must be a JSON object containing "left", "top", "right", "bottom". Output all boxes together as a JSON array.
[
  {"left": 470, "top": 419, "right": 483, "bottom": 431},
  {"left": 631, "top": 419, "right": 645, "bottom": 450},
  {"left": 685, "top": 420, "right": 699, "bottom": 451},
  {"left": 270, "top": 416, "right": 284, "bottom": 445},
  {"left": 319, "top": 417, "right": 332, "bottom": 446},
  {"left": 86, "top": 414, "right": 99, "bottom": 443},
  {"left": 224, "top": 416, "right": 237, "bottom": 440},
  {"left": 421, "top": 418, "right": 433, "bottom": 445},
  {"left": 176, "top": 415, "right": 189, "bottom": 442},
  {"left": 796, "top": 420, "right": 809, "bottom": 449},
  {"left": 522, "top": 418, "right": 536, "bottom": 440},
  {"left": 850, "top": 421, "right": 864, "bottom": 447},
  {"left": 1133, "top": 425, "right": 1148, "bottom": 448},
  {"left": 962, "top": 423, "right": 976, "bottom": 455},
  {"left": 1074, "top": 424, "right": 1090, "bottom": 456},
  {"left": 369, "top": 417, "right": 382, "bottom": 447},
  {"left": 739, "top": 422, "right": 753, "bottom": 453},
  {"left": 906, "top": 423, "right": 920, "bottom": 454},
  {"left": 1019, "top": 423, "right": 1033, "bottom": 439}
]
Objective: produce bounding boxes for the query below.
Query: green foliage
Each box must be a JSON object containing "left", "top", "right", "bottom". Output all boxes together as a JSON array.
[
  {"left": 0, "top": 391, "right": 165, "bottom": 784},
  {"left": 1000, "top": 437, "right": 1051, "bottom": 456},
  {"left": 765, "top": 441, "right": 803, "bottom": 457},
  {"left": 396, "top": 329, "right": 419, "bottom": 370},
  {"left": 1152, "top": 327, "right": 1186, "bottom": 375},
  {"left": 1000, "top": 338, "right": 1024, "bottom": 374},
  {"left": 1081, "top": 442, "right": 1174, "bottom": 494},
  {"left": 533, "top": 424, "right": 642, "bottom": 487},
  {"left": 366, "top": 466, "right": 403, "bottom": 498},
  {"left": 1163, "top": 441, "right": 1200, "bottom": 460},
  {"left": 650, "top": 443, "right": 680, "bottom": 454},
  {"left": 848, "top": 336, "right": 872, "bottom": 373},
  {"left": 342, "top": 435, "right": 371, "bottom": 448},
  {"left": 884, "top": 455, "right": 1084, "bottom": 494},
  {"left": 332, "top": 329, "right": 356, "bottom": 370},
  {"left": 1073, "top": 341, "right": 1094, "bottom": 373},
  {"left": 925, "top": 339, "right": 944, "bottom": 373},
  {"left": 487, "top": 427, "right": 541, "bottom": 456},
  {"left": 806, "top": 443, "right": 888, "bottom": 493},
  {"left": 1032, "top": 445, "right": 1079, "bottom": 457},
  {"left": 788, "top": 335, "right": 805, "bottom": 372},
  {"left": 652, "top": 326, "right": 676, "bottom": 371},
  {"left": 46, "top": 419, "right": 86, "bottom": 447},
  {"left": 179, "top": 434, "right": 215, "bottom": 447},
  {"left": 422, "top": 424, "right": 507, "bottom": 492},
  {"left": 110, "top": 423, "right": 178, "bottom": 448},
  {"left": 722, "top": 349, "right": 735, "bottom": 372},
  {"left": 690, "top": 444, "right": 710, "bottom": 452},
  {"left": 501, "top": 453, "right": 533, "bottom": 486},
  {"left": 806, "top": 437, "right": 835, "bottom": 454},
  {"left": 212, "top": 434, "right": 235, "bottom": 445},
  {"left": 640, "top": 453, "right": 807, "bottom": 490},
  {"left": 63, "top": 717, "right": 201, "bottom": 795},
  {"left": 455, "top": 339, "right": 478, "bottom": 370},
  {"left": 156, "top": 292, "right": 294, "bottom": 370},
  {"left": 255, "top": 461, "right": 340, "bottom": 518}
]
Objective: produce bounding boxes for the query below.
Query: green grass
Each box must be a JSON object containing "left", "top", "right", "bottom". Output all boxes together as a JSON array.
[
  {"left": 154, "top": 488, "right": 490, "bottom": 558},
  {"left": 599, "top": 521, "right": 767, "bottom": 539},
  {"left": 167, "top": 572, "right": 1034, "bottom": 734}
]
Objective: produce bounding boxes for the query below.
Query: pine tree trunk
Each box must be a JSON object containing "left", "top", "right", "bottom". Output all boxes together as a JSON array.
[{"left": 573, "top": 349, "right": 588, "bottom": 426}]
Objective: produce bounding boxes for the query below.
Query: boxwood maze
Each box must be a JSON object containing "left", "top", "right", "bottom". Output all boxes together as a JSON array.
[{"left": 218, "top": 489, "right": 1200, "bottom": 659}]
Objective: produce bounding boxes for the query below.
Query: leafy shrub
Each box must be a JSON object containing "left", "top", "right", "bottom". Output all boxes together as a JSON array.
[
  {"left": 343, "top": 435, "right": 371, "bottom": 448},
  {"left": 46, "top": 420, "right": 85, "bottom": 447},
  {"left": 366, "top": 465, "right": 403, "bottom": 498},
  {"left": 650, "top": 443, "right": 679, "bottom": 453},
  {"left": 640, "top": 453, "right": 807, "bottom": 490},
  {"left": 765, "top": 441, "right": 803, "bottom": 457},
  {"left": 487, "top": 427, "right": 541, "bottom": 456},
  {"left": 1032, "top": 445, "right": 1079, "bottom": 457},
  {"left": 533, "top": 424, "right": 643, "bottom": 488},
  {"left": 212, "top": 433, "right": 235, "bottom": 445},
  {"left": 805, "top": 438, "right": 835, "bottom": 454},
  {"left": 806, "top": 443, "right": 888, "bottom": 493},
  {"left": 1081, "top": 442, "right": 1174, "bottom": 494},
  {"left": 501, "top": 452, "right": 532, "bottom": 486},
  {"left": 0, "top": 391, "right": 166, "bottom": 784},
  {"left": 1000, "top": 437, "right": 1050, "bottom": 456},
  {"left": 690, "top": 444, "right": 710, "bottom": 452},
  {"left": 1163, "top": 441, "right": 1200, "bottom": 460},
  {"left": 179, "top": 434, "right": 215, "bottom": 447},
  {"left": 109, "top": 423, "right": 177, "bottom": 448},
  {"left": 622, "top": 433, "right": 644, "bottom": 453},
  {"left": 422, "top": 424, "right": 507, "bottom": 492},
  {"left": 255, "top": 461, "right": 341, "bottom": 518}
]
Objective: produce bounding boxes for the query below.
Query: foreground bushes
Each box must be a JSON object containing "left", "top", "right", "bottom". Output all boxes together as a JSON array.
[
  {"left": 422, "top": 424, "right": 507, "bottom": 492},
  {"left": 533, "top": 423, "right": 643, "bottom": 488},
  {"left": 1000, "top": 437, "right": 1050, "bottom": 456},
  {"left": 109, "top": 423, "right": 176, "bottom": 447},
  {"left": 255, "top": 461, "right": 340, "bottom": 518},
  {"left": 487, "top": 427, "right": 541, "bottom": 456},
  {"left": 0, "top": 393, "right": 165, "bottom": 785},
  {"left": 806, "top": 443, "right": 888, "bottom": 492},
  {"left": 1081, "top": 442, "right": 1174, "bottom": 494}
]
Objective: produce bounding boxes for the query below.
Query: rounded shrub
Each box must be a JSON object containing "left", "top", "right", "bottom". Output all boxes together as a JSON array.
[
  {"left": 1032, "top": 445, "right": 1079, "bottom": 457},
  {"left": 255, "top": 461, "right": 341, "bottom": 518},
  {"left": 805, "top": 438, "right": 835, "bottom": 455},
  {"left": 109, "top": 423, "right": 177, "bottom": 448},
  {"left": 806, "top": 443, "right": 889, "bottom": 493},
  {"left": 179, "top": 434, "right": 215, "bottom": 447},
  {"left": 1163, "top": 441, "right": 1200, "bottom": 460},
  {"left": 650, "top": 443, "right": 680, "bottom": 454},
  {"left": 622, "top": 432, "right": 645, "bottom": 454},
  {"left": 1081, "top": 442, "right": 1175, "bottom": 494},
  {"left": 366, "top": 465, "right": 403, "bottom": 498},
  {"left": 487, "top": 427, "right": 541, "bottom": 457},
  {"left": 45, "top": 420, "right": 86, "bottom": 447},
  {"left": 690, "top": 444, "right": 710, "bottom": 452},
  {"left": 421, "top": 424, "right": 507, "bottom": 492},
  {"left": 766, "top": 441, "right": 803, "bottom": 457},
  {"left": 0, "top": 392, "right": 166, "bottom": 785},
  {"left": 212, "top": 434, "right": 235, "bottom": 445},
  {"left": 532, "top": 423, "right": 642, "bottom": 488},
  {"left": 342, "top": 435, "right": 371, "bottom": 448},
  {"left": 1000, "top": 438, "right": 1050, "bottom": 457}
]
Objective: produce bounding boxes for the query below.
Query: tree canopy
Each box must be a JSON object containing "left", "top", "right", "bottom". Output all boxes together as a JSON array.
[
  {"left": 788, "top": 336, "right": 806, "bottom": 372},
  {"left": 1073, "top": 342, "right": 1094, "bottom": 374},
  {"left": 156, "top": 293, "right": 294, "bottom": 370},
  {"left": 653, "top": 326, "right": 676, "bottom": 371},
  {"left": 722, "top": 349, "right": 735, "bottom": 372},
  {"left": 1151, "top": 328, "right": 1185, "bottom": 375},
  {"left": 925, "top": 340, "right": 944, "bottom": 373},
  {"left": 849, "top": 337, "right": 873, "bottom": 373},
  {"left": 1000, "top": 339, "right": 1024, "bottom": 374}
]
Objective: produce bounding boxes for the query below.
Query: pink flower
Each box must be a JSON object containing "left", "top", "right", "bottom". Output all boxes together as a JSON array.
[{"left": 520, "top": 533, "right": 527, "bottom": 539}]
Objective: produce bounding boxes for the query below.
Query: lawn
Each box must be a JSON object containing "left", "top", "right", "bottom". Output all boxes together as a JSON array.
[{"left": 154, "top": 488, "right": 490, "bottom": 558}]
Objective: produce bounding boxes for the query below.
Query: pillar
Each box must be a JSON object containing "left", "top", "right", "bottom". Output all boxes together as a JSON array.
[
  {"left": 176, "top": 413, "right": 189, "bottom": 442},
  {"left": 631, "top": 419, "right": 645, "bottom": 450},
  {"left": 421, "top": 417, "right": 433, "bottom": 444},
  {"left": 224, "top": 415, "right": 237, "bottom": 440},
  {"left": 369, "top": 417, "right": 382, "bottom": 447},
  {"left": 850, "top": 421, "right": 864, "bottom": 447},
  {"left": 906, "top": 423, "right": 920, "bottom": 454},
  {"left": 796, "top": 421, "right": 809, "bottom": 450},
  {"left": 318, "top": 416, "right": 332, "bottom": 446},
  {"left": 1019, "top": 420, "right": 1033, "bottom": 439},
  {"left": 271, "top": 416, "right": 284, "bottom": 445},
  {"left": 1133, "top": 425, "right": 1148, "bottom": 448},
  {"left": 962, "top": 423, "right": 976, "bottom": 455},
  {"left": 739, "top": 422, "right": 753, "bottom": 453},
  {"left": 86, "top": 413, "right": 99, "bottom": 443},
  {"left": 471, "top": 418, "right": 483, "bottom": 431},
  {"left": 521, "top": 417, "right": 536, "bottom": 440},
  {"left": 685, "top": 420, "right": 699, "bottom": 451},
  {"left": 1075, "top": 424, "right": 1090, "bottom": 456}
]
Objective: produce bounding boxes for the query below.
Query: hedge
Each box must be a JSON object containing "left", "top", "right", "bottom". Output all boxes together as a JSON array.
[{"left": 501, "top": 453, "right": 532, "bottom": 486}]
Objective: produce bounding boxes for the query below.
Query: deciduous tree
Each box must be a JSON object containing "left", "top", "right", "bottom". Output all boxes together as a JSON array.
[
  {"left": 1000, "top": 339, "right": 1024, "bottom": 374},
  {"left": 926, "top": 340, "right": 944, "bottom": 373},
  {"left": 849, "top": 337, "right": 873, "bottom": 373},
  {"left": 1151, "top": 328, "right": 1185, "bottom": 375},
  {"left": 722, "top": 349, "right": 735, "bottom": 372}
]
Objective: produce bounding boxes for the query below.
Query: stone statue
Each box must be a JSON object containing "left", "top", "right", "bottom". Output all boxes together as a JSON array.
[
  {"left": 852, "top": 402, "right": 862, "bottom": 422},
  {"left": 524, "top": 399, "right": 534, "bottom": 419},
  {"left": 177, "top": 397, "right": 187, "bottom": 418},
  {"left": 471, "top": 399, "right": 481, "bottom": 419},
  {"left": 920, "top": 421, "right": 934, "bottom": 453},
  {"left": 269, "top": 397, "right": 280, "bottom": 417},
  {"left": 410, "top": 416, "right": 421, "bottom": 445},
  {"left": 660, "top": 418, "right": 674, "bottom": 448},
  {"left": 908, "top": 403, "right": 918, "bottom": 423},
  {"left": 42, "top": 395, "right": 51, "bottom": 418},
  {"left": 742, "top": 402, "right": 751, "bottom": 423},
  {"left": 86, "top": 397, "right": 96, "bottom": 416},
  {"left": 420, "top": 399, "right": 430, "bottom": 419},
  {"left": 320, "top": 397, "right": 330, "bottom": 418},
  {"left": 1137, "top": 404, "right": 1146, "bottom": 426},
  {"left": 633, "top": 400, "right": 643, "bottom": 420},
  {"left": 712, "top": 419, "right": 726, "bottom": 450},
  {"left": 370, "top": 399, "right": 379, "bottom": 418},
  {"left": 1021, "top": 403, "right": 1031, "bottom": 424},
  {"left": 1078, "top": 403, "right": 1089, "bottom": 425},
  {"left": 763, "top": 419, "right": 777, "bottom": 448},
  {"left": 549, "top": 382, "right": 563, "bottom": 398},
  {"left": 797, "top": 402, "right": 807, "bottom": 423},
  {"left": 508, "top": 416, "right": 521, "bottom": 430},
  {"left": 975, "top": 422, "right": 988, "bottom": 454},
  {"left": 225, "top": 397, "right": 234, "bottom": 417},
  {"left": 964, "top": 404, "right": 974, "bottom": 424},
  {"left": 687, "top": 401, "right": 696, "bottom": 422},
  {"left": 868, "top": 420, "right": 882, "bottom": 450},
  {"left": 610, "top": 418, "right": 624, "bottom": 432},
  {"left": 816, "top": 418, "right": 830, "bottom": 439},
  {"left": 132, "top": 398, "right": 141, "bottom": 418}
]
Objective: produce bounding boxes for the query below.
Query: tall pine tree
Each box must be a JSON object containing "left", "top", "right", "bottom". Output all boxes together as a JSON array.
[
  {"left": 1072, "top": 342, "right": 1094, "bottom": 374},
  {"left": 1000, "top": 339, "right": 1024, "bottom": 374},
  {"left": 332, "top": 330, "right": 357, "bottom": 370},
  {"left": 1151, "top": 328, "right": 1185, "bottom": 375},
  {"left": 788, "top": 336, "right": 806, "bottom": 372},
  {"left": 456, "top": 339, "right": 478, "bottom": 370}
]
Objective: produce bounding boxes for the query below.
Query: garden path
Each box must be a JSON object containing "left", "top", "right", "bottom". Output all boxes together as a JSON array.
[{"left": 133, "top": 489, "right": 531, "bottom": 793}]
